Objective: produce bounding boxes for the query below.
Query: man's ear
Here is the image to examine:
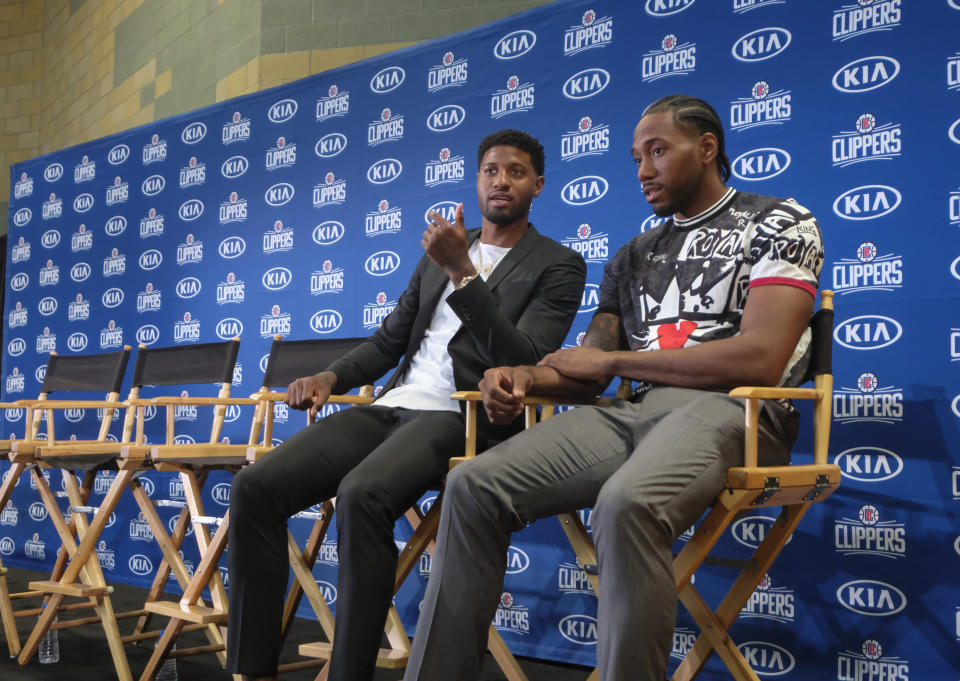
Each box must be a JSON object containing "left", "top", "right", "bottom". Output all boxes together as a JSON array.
[
  {"left": 699, "top": 132, "right": 718, "bottom": 168},
  {"left": 533, "top": 175, "right": 545, "bottom": 197}
]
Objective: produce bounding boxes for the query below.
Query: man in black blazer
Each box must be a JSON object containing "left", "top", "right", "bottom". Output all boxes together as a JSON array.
[{"left": 226, "top": 129, "right": 586, "bottom": 681}]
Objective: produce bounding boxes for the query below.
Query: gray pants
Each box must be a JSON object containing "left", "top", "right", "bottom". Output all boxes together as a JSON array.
[{"left": 403, "top": 387, "right": 796, "bottom": 681}]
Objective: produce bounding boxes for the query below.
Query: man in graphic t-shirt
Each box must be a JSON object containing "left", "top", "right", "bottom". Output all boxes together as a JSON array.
[
  {"left": 403, "top": 95, "right": 825, "bottom": 681},
  {"left": 226, "top": 129, "right": 586, "bottom": 681}
]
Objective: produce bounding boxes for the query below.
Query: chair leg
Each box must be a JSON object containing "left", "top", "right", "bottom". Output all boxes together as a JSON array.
[{"left": 0, "top": 460, "right": 26, "bottom": 656}]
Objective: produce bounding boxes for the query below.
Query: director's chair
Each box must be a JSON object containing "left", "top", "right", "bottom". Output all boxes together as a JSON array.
[
  {"left": 0, "top": 347, "right": 131, "bottom": 658},
  {"left": 18, "top": 340, "right": 240, "bottom": 681},
  {"left": 138, "top": 336, "right": 373, "bottom": 681},
  {"left": 452, "top": 291, "right": 840, "bottom": 681}
]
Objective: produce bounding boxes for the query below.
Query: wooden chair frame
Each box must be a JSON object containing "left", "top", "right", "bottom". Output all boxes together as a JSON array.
[{"left": 450, "top": 291, "right": 839, "bottom": 681}]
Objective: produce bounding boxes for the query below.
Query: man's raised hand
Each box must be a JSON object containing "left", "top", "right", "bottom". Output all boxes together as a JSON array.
[{"left": 422, "top": 202, "right": 476, "bottom": 284}]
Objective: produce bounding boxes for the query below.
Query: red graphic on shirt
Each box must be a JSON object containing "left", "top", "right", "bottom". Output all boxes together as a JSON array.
[{"left": 656, "top": 321, "right": 697, "bottom": 349}]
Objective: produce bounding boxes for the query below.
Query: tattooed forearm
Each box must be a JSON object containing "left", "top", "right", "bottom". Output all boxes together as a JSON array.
[{"left": 582, "top": 313, "right": 625, "bottom": 351}]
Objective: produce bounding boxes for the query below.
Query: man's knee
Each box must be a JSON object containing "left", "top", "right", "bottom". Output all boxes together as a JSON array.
[{"left": 593, "top": 482, "right": 659, "bottom": 538}]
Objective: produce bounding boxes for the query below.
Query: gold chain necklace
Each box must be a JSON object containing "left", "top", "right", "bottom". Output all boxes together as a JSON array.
[{"left": 474, "top": 241, "right": 508, "bottom": 278}]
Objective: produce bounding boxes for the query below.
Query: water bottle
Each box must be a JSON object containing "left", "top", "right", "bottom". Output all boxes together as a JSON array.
[
  {"left": 154, "top": 641, "right": 178, "bottom": 681},
  {"left": 37, "top": 614, "right": 59, "bottom": 664}
]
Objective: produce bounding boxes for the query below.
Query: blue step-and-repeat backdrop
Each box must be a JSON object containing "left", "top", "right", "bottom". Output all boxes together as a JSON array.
[{"left": 3, "top": 0, "right": 960, "bottom": 677}]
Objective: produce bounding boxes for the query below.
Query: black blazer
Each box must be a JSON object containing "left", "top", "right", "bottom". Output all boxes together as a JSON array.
[{"left": 326, "top": 224, "right": 586, "bottom": 440}]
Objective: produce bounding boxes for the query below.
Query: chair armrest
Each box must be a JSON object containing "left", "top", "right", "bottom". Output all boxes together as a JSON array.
[
  {"left": 148, "top": 396, "right": 259, "bottom": 406},
  {"left": 728, "top": 386, "right": 822, "bottom": 401},
  {"left": 250, "top": 391, "right": 374, "bottom": 405},
  {"left": 21, "top": 400, "right": 127, "bottom": 409}
]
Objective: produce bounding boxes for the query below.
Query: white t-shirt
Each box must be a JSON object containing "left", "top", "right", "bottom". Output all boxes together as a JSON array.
[{"left": 375, "top": 240, "right": 511, "bottom": 412}]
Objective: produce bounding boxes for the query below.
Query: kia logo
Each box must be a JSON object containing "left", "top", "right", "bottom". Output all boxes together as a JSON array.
[
  {"left": 579, "top": 283, "right": 599, "bottom": 314},
  {"left": 0, "top": 537, "right": 14, "bottom": 556},
  {"left": 836, "top": 579, "right": 906, "bottom": 616},
  {"left": 645, "top": 0, "right": 695, "bottom": 16},
  {"left": 28, "top": 502, "right": 48, "bottom": 521},
  {"left": 67, "top": 332, "right": 88, "bottom": 351},
  {"left": 105, "top": 215, "right": 127, "bottom": 236},
  {"left": 315, "top": 132, "right": 347, "bottom": 158},
  {"left": 310, "top": 309, "right": 343, "bottom": 334},
  {"left": 13, "top": 208, "right": 31, "bottom": 227},
  {"left": 139, "top": 249, "right": 163, "bottom": 271},
  {"left": 262, "top": 266, "right": 292, "bottom": 291},
  {"left": 10, "top": 273, "right": 29, "bottom": 291},
  {"left": 173, "top": 434, "right": 196, "bottom": 445},
  {"left": 176, "top": 277, "right": 201, "bottom": 299},
  {"left": 367, "top": 158, "right": 402, "bottom": 185},
  {"left": 833, "top": 447, "right": 903, "bottom": 482},
  {"left": 562, "top": 68, "right": 610, "bottom": 100},
  {"left": 832, "top": 185, "right": 901, "bottom": 221},
  {"left": 136, "top": 325, "right": 159, "bottom": 345},
  {"left": 735, "top": 641, "right": 795, "bottom": 675},
  {"left": 561, "top": 176, "right": 609, "bottom": 206},
  {"left": 7, "top": 339, "right": 25, "bottom": 356},
  {"left": 268, "top": 98, "right": 298, "bottom": 123},
  {"left": 179, "top": 199, "right": 204, "bottom": 221},
  {"left": 312, "top": 220, "right": 345, "bottom": 246},
  {"left": 41, "top": 229, "right": 60, "bottom": 247},
  {"left": 505, "top": 546, "right": 530, "bottom": 574},
  {"left": 181, "top": 121, "right": 207, "bottom": 144},
  {"left": 211, "top": 482, "right": 231, "bottom": 506},
  {"left": 219, "top": 236, "right": 246, "bottom": 259},
  {"left": 832, "top": 56, "right": 900, "bottom": 93},
  {"left": 316, "top": 580, "right": 338, "bottom": 605},
  {"left": 64, "top": 408, "right": 84, "bottom": 423},
  {"left": 732, "top": 514, "right": 792, "bottom": 549},
  {"left": 216, "top": 318, "right": 244, "bottom": 340},
  {"left": 265, "top": 182, "right": 294, "bottom": 206},
  {"left": 494, "top": 29, "right": 537, "bottom": 60},
  {"left": 732, "top": 27, "right": 791, "bottom": 62},
  {"left": 141, "top": 174, "right": 165, "bottom": 196},
  {"left": 364, "top": 250, "right": 400, "bottom": 276},
  {"left": 128, "top": 554, "right": 154, "bottom": 576},
  {"left": 950, "top": 117, "right": 960, "bottom": 145},
  {"left": 102, "top": 288, "right": 124, "bottom": 308},
  {"left": 221, "top": 155, "right": 249, "bottom": 178},
  {"left": 73, "top": 193, "right": 94, "bottom": 213},
  {"left": 425, "top": 201, "right": 458, "bottom": 225},
  {"left": 70, "top": 262, "right": 91, "bottom": 281},
  {"left": 224, "top": 404, "right": 242, "bottom": 423},
  {"left": 641, "top": 214, "right": 669, "bottom": 233},
  {"left": 557, "top": 614, "right": 597, "bottom": 645},
  {"left": 370, "top": 66, "right": 405, "bottom": 94},
  {"left": 108, "top": 144, "right": 130, "bottom": 165},
  {"left": 732, "top": 147, "right": 791, "bottom": 181},
  {"left": 427, "top": 104, "right": 465, "bottom": 133},
  {"left": 38, "top": 297, "right": 57, "bottom": 315},
  {"left": 44, "top": 163, "right": 64, "bottom": 182},
  {"left": 834, "top": 314, "right": 901, "bottom": 350}
]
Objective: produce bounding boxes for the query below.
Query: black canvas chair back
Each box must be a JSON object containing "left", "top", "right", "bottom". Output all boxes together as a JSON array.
[
  {"left": 40, "top": 347, "right": 131, "bottom": 395},
  {"left": 261, "top": 336, "right": 367, "bottom": 389},
  {"left": 803, "top": 303, "right": 834, "bottom": 383},
  {"left": 132, "top": 339, "right": 240, "bottom": 388}
]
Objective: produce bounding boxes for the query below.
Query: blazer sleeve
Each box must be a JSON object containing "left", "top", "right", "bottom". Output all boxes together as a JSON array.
[{"left": 445, "top": 242, "right": 587, "bottom": 367}]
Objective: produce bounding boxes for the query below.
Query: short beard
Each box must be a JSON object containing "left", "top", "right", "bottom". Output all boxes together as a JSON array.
[{"left": 482, "top": 201, "right": 529, "bottom": 226}]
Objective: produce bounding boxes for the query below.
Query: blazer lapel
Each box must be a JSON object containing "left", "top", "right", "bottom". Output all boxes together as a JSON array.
[{"left": 482, "top": 223, "right": 539, "bottom": 291}]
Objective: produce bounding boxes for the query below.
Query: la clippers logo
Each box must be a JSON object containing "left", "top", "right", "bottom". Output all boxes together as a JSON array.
[
  {"left": 427, "top": 104, "right": 465, "bottom": 132},
  {"left": 266, "top": 136, "right": 296, "bottom": 171},
  {"left": 12, "top": 236, "right": 30, "bottom": 263},
  {"left": 833, "top": 56, "right": 900, "bottom": 93},
  {"left": 260, "top": 305, "right": 292, "bottom": 337},
  {"left": 263, "top": 220, "right": 293, "bottom": 254},
  {"left": 741, "top": 573, "right": 796, "bottom": 623},
  {"left": 313, "top": 220, "right": 345, "bottom": 246},
  {"left": 561, "top": 116, "right": 610, "bottom": 162},
  {"left": 832, "top": 242, "right": 902, "bottom": 295},
  {"left": 370, "top": 66, "right": 405, "bottom": 94},
  {"left": 735, "top": 642, "right": 794, "bottom": 675},
  {"left": 315, "top": 132, "right": 347, "bottom": 158},
  {"left": 177, "top": 234, "right": 203, "bottom": 265},
  {"left": 365, "top": 199, "right": 402, "bottom": 237},
  {"left": 563, "top": 10, "right": 613, "bottom": 56},
  {"left": 42, "top": 192, "right": 63, "bottom": 219},
  {"left": 268, "top": 98, "right": 298, "bottom": 123},
  {"left": 219, "top": 236, "right": 246, "bottom": 259},
  {"left": 100, "top": 320, "right": 123, "bottom": 349},
  {"left": 35, "top": 328, "right": 55, "bottom": 353},
  {"left": 181, "top": 121, "right": 207, "bottom": 144},
  {"left": 579, "top": 283, "right": 600, "bottom": 314},
  {"left": 223, "top": 111, "right": 252, "bottom": 143},
  {"left": 494, "top": 29, "right": 536, "bottom": 60},
  {"left": 834, "top": 504, "right": 906, "bottom": 559},
  {"left": 262, "top": 266, "right": 292, "bottom": 291},
  {"left": 219, "top": 191, "right": 248, "bottom": 224},
  {"left": 563, "top": 68, "right": 610, "bottom": 101},
  {"left": 644, "top": 0, "right": 695, "bottom": 16},
  {"left": 5, "top": 367, "right": 24, "bottom": 393},
  {"left": 833, "top": 447, "right": 903, "bottom": 482},
  {"left": 265, "top": 182, "right": 294, "bottom": 206},
  {"left": 216, "top": 318, "right": 243, "bottom": 340},
  {"left": 732, "top": 514, "right": 792, "bottom": 549},
  {"left": 136, "top": 282, "right": 162, "bottom": 312},
  {"left": 179, "top": 198, "right": 204, "bottom": 221},
  {"left": 102, "top": 287, "right": 124, "bottom": 308},
  {"left": 140, "top": 208, "right": 164, "bottom": 238},
  {"left": 72, "top": 224, "right": 93, "bottom": 251},
  {"left": 834, "top": 315, "right": 901, "bottom": 349},
  {"left": 363, "top": 291, "right": 397, "bottom": 330},
  {"left": 733, "top": 0, "right": 784, "bottom": 14},
  {"left": 73, "top": 193, "right": 94, "bottom": 213},
  {"left": 494, "top": 592, "right": 530, "bottom": 635},
  {"left": 731, "top": 148, "right": 790, "bottom": 181},
  {"left": 558, "top": 614, "right": 597, "bottom": 645},
  {"left": 174, "top": 311, "right": 200, "bottom": 343},
  {"left": 557, "top": 560, "right": 593, "bottom": 596},
  {"left": 68, "top": 294, "right": 90, "bottom": 321},
  {"left": 368, "top": 107, "right": 404, "bottom": 146},
  {"left": 562, "top": 176, "right": 608, "bottom": 206},
  {"left": 221, "top": 155, "right": 249, "bottom": 178},
  {"left": 108, "top": 143, "right": 130, "bottom": 165},
  {"left": 176, "top": 276, "right": 202, "bottom": 299},
  {"left": 365, "top": 250, "right": 400, "bottom": 276},
  {"left": 39, "top": 259, "right": 60, "bottom": 285},
  {"left": 838, "top": 639, "right": 910, "bottom": 680},
  {"left": 836, "top": 579, "right": 906, "bottom": 616},
  {"left": 24, "top": 534, "right": 46, "bottom": 560},
  {"left": 128, "top": 554, "right": 153, "bottom": 576},
  {"left": 13, "top": 207, "right": 32, "bottom": 227},
  {"left": 562, "top": 224, "right": 609, "bottom": 264},
  {"left": 179, "top": 156, "right": 206, "bottom": 187},
  {"left": 105, "top": 176, "right": 129, "bottom": 205},
  {"left": 641, "top": 34, "right": 696, "bottom": 82},
  {"left": 832, "top": 113, "right": 902, "bottom": 166},
  {"left": 313, "top": 172, "right": 347, "bottom": 208},
  {"left": 428, "top": 51, "right": 468, "bottom": 92},
  {"left": 142, "top": 133, "right": 167, "bottom": 164},
  {"left": 310, "top": 309, "right": 343, "bottom": 334},
  {"left": 8, "top": 301, "right": 28, "bottom": 326},
  {"left": 44, "top": 163, "right": 64, "bottom": 182},
  {"left": 732, "top": 27, "right": 790, "bottom": 62},
  {"left": 14, "top": 171, "right": 33, "bottom": 198},
  {"left": 833, "top": 1, "right": 901, "bottom": 41},
  {"left": 425, "top": 148, "right": 465, "bottom": 187},
  {"left": 367, "top": 158, "right": 402, "bottom": 184},
  {"left": 139, "top": 249, "right": 163, "bottom": 271},
  {"left": 833, "top": 185, "right": 901, "bottom": 220},
  {"left": 316, "top": 84, "right": 349, "bottom": 122},
  {"left": 217, "top": 272, "right": 245, "bottom": 304},
  {"left": 136, "top": 325, "right": 159, "bottom": 345}
]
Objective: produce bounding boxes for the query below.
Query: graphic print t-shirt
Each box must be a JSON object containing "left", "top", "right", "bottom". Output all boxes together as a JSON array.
[{"left": 597, "top": 189, "right": 824, "bottom": 387}]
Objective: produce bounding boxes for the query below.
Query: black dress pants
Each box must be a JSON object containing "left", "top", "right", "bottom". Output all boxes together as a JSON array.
[{"left": 226, "top": 405, "right": 464, "bottom": 680}]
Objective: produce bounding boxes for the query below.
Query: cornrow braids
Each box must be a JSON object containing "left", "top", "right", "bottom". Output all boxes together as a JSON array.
[{"left": 642, "top": 94, "right": 732, "bottom": 182}]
